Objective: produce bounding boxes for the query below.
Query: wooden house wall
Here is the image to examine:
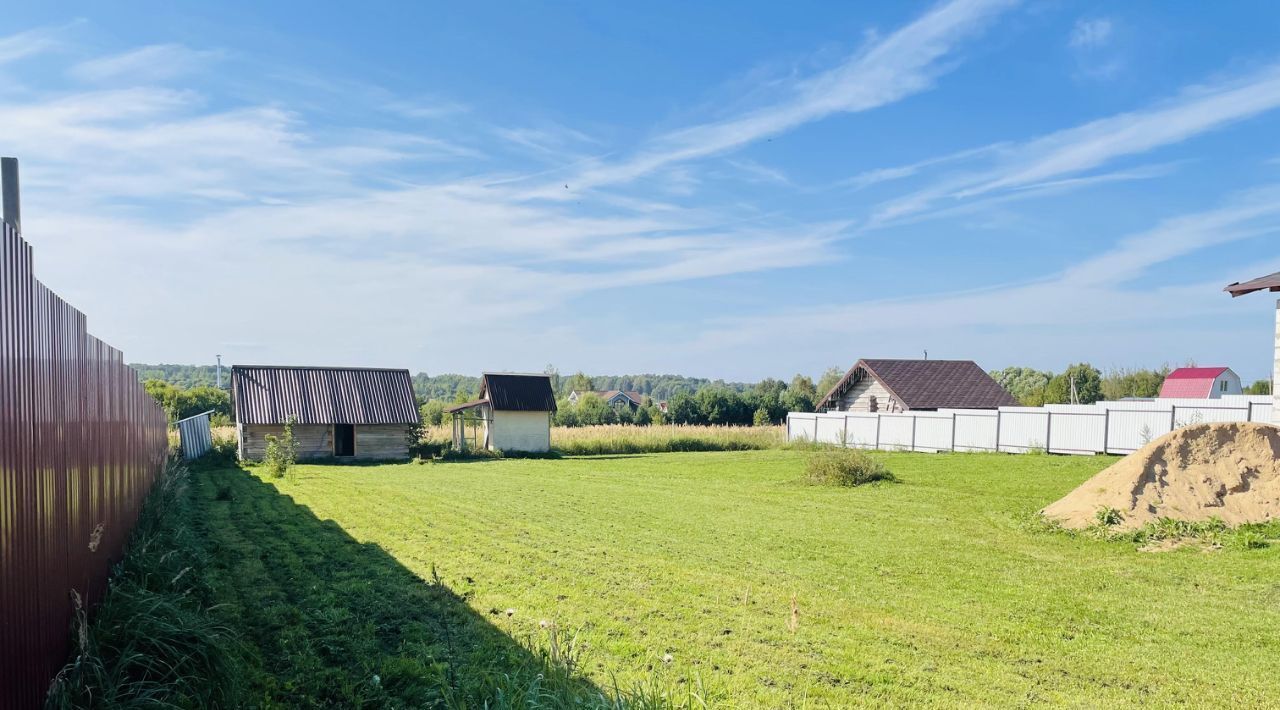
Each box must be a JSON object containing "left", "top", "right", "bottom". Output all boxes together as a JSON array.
[{"left": 835, "top": 376, "right": 903, "bottom": 413}]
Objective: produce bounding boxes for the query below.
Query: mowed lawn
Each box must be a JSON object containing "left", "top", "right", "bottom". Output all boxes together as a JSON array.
[{"left": 196, "top": 450, "right": 1280, "bottom": 707}]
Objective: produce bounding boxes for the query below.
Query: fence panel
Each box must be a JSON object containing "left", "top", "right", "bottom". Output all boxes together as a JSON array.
[
  {"left": 1104, "top": 409, "right": 1175, "bottom": 454},
  {"left": 1046, "top": 411, "right": 1106, "bottom": 455},
  {"left": 788, "top": 396, "right": 1271, "bottom": 456},
  {"left": 877, "top": 414, "right": 915, "bottom": 450},
  {"left": 913, "top": 415, "right": 954, "bottom": 452},
  {"left": 786, "top": 413, "right": 816, "bottom": 442},
  {"left": 1, "top": 221, "right": 168, "bottom": 710},
  {"left": 177, "top": 411, "right": 214, "bottom": 460},
  {"left": 1172, "top": 405, "right": 1250, "bottom": 427},
  {"left": 844, "top": 414, "right": 879, "bottom": 448},
  {"left": 997, "top": 409, "right": 1050, "bottom": 452},
  {"left": 814, "top": 413, "right": 847, "bottom": 445}
]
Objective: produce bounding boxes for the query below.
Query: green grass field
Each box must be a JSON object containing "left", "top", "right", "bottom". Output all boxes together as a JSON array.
[{"left": 191, "top": 450, "right": 1280, "bottom": 707}]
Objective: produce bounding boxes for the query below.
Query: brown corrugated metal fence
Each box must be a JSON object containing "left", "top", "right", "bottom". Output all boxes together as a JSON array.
[{"left": 1, "top": 219, "right": 169, "bottom": 709}]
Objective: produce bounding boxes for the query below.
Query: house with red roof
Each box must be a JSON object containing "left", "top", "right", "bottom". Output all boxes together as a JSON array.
[{"left": 1157, "top": 367, "right": 1242, "bottom": 399}]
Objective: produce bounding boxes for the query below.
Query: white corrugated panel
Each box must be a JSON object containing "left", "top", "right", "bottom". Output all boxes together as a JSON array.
[
  {"left": 786, "top": 413, "right": 816, "bottom": 442},
  {"left": 1046, "top": 410, "right": 1105, "bottom": 455},
  {"left": 913, "top": 415, "right": 953, "bottom": 451},
  {"left": 952, "top": 412, "right": 998, "bottom": 451},
  {"left": 877, "top": 414, "right": 915, "bottom": 450},
  {"left": 997, "top": 408, "right": 1050, "bottom": 452},
  {"left": 1105, "top": 409, "right": 1174, "bottom": 453},
  {"left": 1250, "top": 401, "right": 1274, "bottom": 422},
  {"left": 177, "top": 410, "right": 214, "bottom": 461},
  {"left": 844, "top": 414, "right": 879, "bottom": 448},
  {"left": 814, "top": 413, "right": 847, "bottom": 445},
  {"left": 1173, "top": 405, "right": 1250, "bottom": 427}
]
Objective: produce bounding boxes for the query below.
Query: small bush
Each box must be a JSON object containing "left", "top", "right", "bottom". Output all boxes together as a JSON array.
[
  {"left": 1095, "top": 506, "right": 1123, "bottom": 527},
  {"left": 805, "top": 449, "right": 895, "bottom": 487},
  {"left": 263, "top": 417, "right": 297, "bottom": 478}
]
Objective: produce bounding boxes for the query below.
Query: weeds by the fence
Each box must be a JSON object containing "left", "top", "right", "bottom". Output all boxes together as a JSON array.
[{"left": 45, "top": 457, "right": 245, "bottom": 709}]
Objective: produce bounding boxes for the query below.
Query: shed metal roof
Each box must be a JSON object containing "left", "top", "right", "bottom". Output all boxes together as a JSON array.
[
  {"left": 480, "top": 373, "right": 557, "bottom": 412},
  {"left": 818, "top": 359, "right": 1018, "bottom": 411},
  {"left": 232, "top": 365, "right": 420, "bottom": 425}
]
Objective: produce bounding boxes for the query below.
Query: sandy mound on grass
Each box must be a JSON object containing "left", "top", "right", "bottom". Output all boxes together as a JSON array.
[{"left": 1041, "top": 422, "right": 1280, "bottom": 530}]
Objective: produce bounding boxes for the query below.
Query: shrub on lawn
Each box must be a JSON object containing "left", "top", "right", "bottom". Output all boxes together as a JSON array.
[
  {"left": 263, "top": 416, "right": 297, "bottom": 478},
  {"left": 805, "top": 448, "right": 895, "bottom": 486}
]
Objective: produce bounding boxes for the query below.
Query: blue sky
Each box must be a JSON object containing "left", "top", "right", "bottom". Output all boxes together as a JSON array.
[{"left": 2, "top": 0, "right": 1279, "bottom": 382}]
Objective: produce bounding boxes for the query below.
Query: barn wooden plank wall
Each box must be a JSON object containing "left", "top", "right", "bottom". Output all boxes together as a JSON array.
[{"left": 0, "top": 220, "right": 169, "bottom": 709}]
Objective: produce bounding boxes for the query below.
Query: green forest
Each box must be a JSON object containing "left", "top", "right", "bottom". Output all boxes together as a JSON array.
[{"left": 130, "top": 362, "right": 1271, "bottom": 428}]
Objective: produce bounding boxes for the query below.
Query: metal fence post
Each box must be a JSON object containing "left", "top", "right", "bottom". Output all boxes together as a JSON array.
[
  {"left": 910, "top": 415, "right": 917, "bottom": 452},
  {"left": 995, "top": 410, "right": 1002, "bottom": 452},
  {"left": 1102, "top": 408, "right": 1110, "bottom": 454},
  {"left": 950, "top": 413, "right": 957, "bottom": 452},
  {"left": 1045, "top": 411, "right": 1052, "bottom": 452},
  {"left": 842, "top": 415, "right": 849, "bottom": 448},
  {"left": 1170, "top": 405, "right": 1177, "bottom": 433},
  {"left": 874, "top": 415, "right": 881, "bottom": 451}
]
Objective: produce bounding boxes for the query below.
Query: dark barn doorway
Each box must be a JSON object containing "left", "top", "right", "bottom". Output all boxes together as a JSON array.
[{"left": 334, "top": 424, "right": 355, "bottom": 457}]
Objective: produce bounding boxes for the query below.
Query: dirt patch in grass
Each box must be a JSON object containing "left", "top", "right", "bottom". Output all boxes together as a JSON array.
[{"left": 1042, "top": 422, "right": 1280, "bottom": 530}]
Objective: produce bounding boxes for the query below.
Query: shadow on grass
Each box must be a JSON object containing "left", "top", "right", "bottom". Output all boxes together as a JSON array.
[{"left": 193, "top": 460, "right": 613, "bottom": 707}]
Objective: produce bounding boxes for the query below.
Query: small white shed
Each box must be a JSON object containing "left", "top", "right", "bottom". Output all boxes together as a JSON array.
[{"left": 446, "top": 373, "right": 556, "bottom": 453}]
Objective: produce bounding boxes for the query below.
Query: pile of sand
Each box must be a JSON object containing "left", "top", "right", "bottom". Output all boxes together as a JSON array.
[{"left": 1041, "top": 422, "right": 1280, "bottom": 530}]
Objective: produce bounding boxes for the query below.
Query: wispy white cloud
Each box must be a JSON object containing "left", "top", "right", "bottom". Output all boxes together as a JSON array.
[
  {"left": 69, "top": 43, "right": 221, "bottom": 83},
  {"left": 686, "top": 188, "right": 1280, "bottom": 374},
  {"left": 1068, "top": 18, "right": 1113, "bottom": 49},
  {"left": 515, "top": 0, "right": 1019, "bottom": 198},
  {"left": 868, "top": 61, "right": 1280, "bottom": 226},
  {"left": 0, "top": 26, "right": 66, "bottom": 66}
]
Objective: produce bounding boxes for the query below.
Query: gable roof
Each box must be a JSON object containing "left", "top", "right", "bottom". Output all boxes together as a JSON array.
[
  {"left": 818, "top": 359, "right": 1018, "bottom": 411},
  {"left": 232, "top": 365, "right": 419, "bottom": 425},
  {"left": 1158, "top": 367, "right": 1232, "bottom": 398},
  {"left": 481, "top": 373, "right": 557, "bottom": 412},
  {"left": 1225, "top": 271, "right": 1280, "bottom": 297}
]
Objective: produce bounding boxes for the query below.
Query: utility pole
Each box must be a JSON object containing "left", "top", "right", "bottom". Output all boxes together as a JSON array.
[{"left": 216, "top": 354, "right": 223, "bottom": 389}]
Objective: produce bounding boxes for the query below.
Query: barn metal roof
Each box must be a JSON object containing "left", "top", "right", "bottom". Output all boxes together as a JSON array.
[
  {"left": 480, "top": 373, "right": 557, "bottom": 412},
  {"left": 817, "top": 359, "right": 1019, "bottom": 411},
  {"left": 232, "top": 365, "right": 420, "bottom": 425},
  {"left": 1225, "top": 271, "right": 1280, "bottom": 297}
]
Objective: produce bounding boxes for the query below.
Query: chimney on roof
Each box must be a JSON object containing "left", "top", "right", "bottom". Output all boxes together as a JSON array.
[{"left": 2, "top": 157, "right": 19, "bottom": 234}]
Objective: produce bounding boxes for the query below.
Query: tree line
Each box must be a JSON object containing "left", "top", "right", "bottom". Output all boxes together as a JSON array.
[
  {"left": 419, "top": 373, "right": 828, "bottom": 427},
  {"left": 990, "top": 363, "right": 1271, "bottom": 406},
  {"left": 133, "top": 362, "right": 1271, "bottom": 429}
]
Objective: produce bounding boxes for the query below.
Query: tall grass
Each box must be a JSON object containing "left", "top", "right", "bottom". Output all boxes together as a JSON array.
[
  {"left": 552, "top": 425, "right": 784, "bottom": 456},
  {"left": 46, "top": 457, "right": 245, "bottom": 709},
  {"left": 419, "top": 423, "right": 785, "bottom": 457}
]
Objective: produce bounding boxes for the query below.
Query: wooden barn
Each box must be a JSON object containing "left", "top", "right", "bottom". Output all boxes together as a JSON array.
[
  {"left": 232, "top": 365, "right": 420, "bottom": 461},
  {"left": 816, "top": 358, "right": 1017, "bottom": 413},
  {"left": 446, "top": 373, "right": 556, "bottom": 453}
]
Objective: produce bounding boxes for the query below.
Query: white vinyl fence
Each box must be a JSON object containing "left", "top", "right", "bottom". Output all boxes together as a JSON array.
[{"left": 786, "top": 395, "right": 1274, "bottom": 456}]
